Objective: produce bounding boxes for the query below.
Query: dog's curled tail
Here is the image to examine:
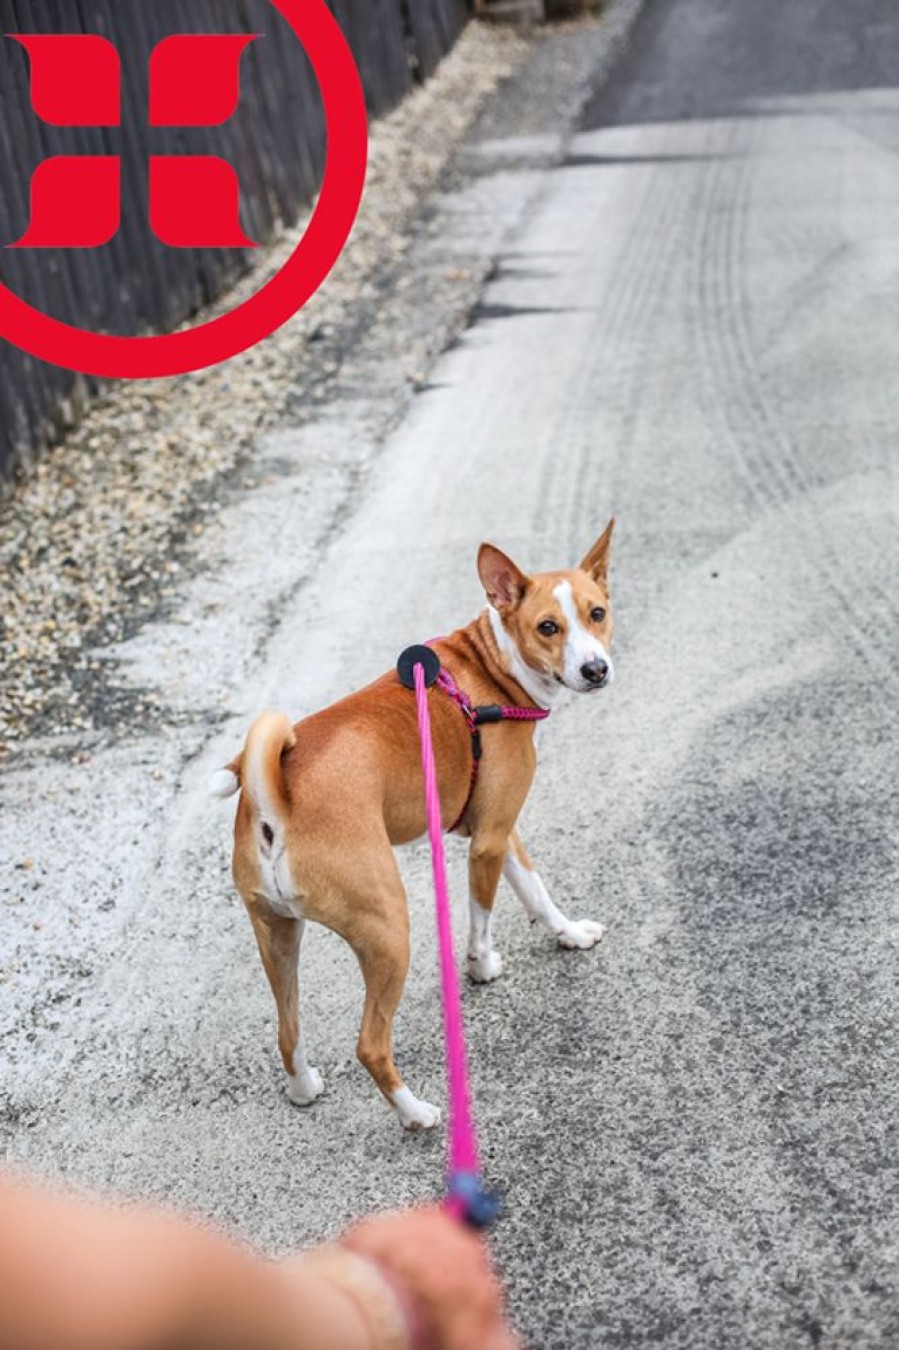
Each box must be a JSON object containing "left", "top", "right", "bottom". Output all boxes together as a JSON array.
[{"left": 207, "top": 712, "right": 296, "bottom": 815}]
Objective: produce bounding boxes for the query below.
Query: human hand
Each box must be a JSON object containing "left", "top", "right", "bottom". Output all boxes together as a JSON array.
[{"left": 339, "top": 1205, "right": 520, "bottom": 1350}]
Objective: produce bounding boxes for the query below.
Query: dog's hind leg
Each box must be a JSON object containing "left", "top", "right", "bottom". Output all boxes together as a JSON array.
[
  {"left": 503, "top": 828, "right": 605, "bottom": 950},
  {"left": 245, "top": 901, "right": 324, "bottom": 1105},
  {"left": 325, "top": 854, "right": 441, "bottom": 1132}
]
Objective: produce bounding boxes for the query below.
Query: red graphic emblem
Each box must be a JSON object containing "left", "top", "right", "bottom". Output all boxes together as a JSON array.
[
  {"left": 0, "top": 0, "right": 367, "bottom": 379},
  {"left": 10, "top": 33, "right": 258, "bottom": 249}
]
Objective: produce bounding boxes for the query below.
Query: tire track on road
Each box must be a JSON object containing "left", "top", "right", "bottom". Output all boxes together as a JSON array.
[
  {"left": 695, "top": 114, "right": 898, "bottom": 684},
  {"left": 552, "top": 141, "right": 702, "bottom": 550}
]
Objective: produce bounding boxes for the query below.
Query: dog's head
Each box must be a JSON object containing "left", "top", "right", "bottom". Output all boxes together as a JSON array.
[{"left": 478, "top": 521, "right": 615, "bottom": 707}]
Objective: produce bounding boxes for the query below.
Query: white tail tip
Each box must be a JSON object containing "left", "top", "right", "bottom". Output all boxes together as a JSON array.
[{"left": 208, "top": 768, "right": 240, "bottom": 800}]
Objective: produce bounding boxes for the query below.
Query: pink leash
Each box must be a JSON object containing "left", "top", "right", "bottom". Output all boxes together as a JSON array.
[{"left": 399, "top": 645, "right": 500, "bottom": 1228}]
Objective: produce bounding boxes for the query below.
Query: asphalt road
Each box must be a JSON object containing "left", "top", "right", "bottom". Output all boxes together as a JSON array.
[{"left": 2, "top": 1, "right": 898, "bottom": 1347}]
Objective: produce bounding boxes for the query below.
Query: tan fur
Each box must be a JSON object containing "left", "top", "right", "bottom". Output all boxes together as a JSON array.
[
  {"left": 240, "top": 711, "right": 296, "bottom": 813},
  {"left": 219, "top": 525, "right": 615, "bottom": 1125}
]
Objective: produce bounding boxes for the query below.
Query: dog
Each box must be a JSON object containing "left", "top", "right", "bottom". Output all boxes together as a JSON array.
[{"left": 210, "top": 522, "right": 615, "bottom": 1130}]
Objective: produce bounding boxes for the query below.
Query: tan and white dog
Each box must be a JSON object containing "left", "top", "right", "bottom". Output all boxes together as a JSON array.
[{"left": 210, "top": 523, "right": 615, "bottom": 1130}]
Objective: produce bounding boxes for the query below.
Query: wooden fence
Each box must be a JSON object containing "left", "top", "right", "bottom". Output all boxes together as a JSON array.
[{"left": 0, "top": 0, "right": 470, "bottom": 483}]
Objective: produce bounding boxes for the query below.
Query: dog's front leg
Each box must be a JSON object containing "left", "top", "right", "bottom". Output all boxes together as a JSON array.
[
  {"left": 503, "top": 828, "right": 605, "bottom": 950},
  {"left": 467, "top": 833, "right": 507, "bottom": 982}
]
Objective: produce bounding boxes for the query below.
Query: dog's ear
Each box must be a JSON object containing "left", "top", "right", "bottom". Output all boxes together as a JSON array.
[
  {"left": 478, "top": 543, "right": 529, "bottom": 611},
  {"left": 579, "top": 518, "right": 615, "bottom": 583}
]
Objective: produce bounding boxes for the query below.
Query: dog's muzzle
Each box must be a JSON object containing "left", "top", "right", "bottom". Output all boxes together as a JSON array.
[{"left": 580, "top": 658, "right": 610, "bottom": 689}]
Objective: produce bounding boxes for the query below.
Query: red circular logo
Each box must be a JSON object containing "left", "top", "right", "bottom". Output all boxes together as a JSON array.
[{"left": 0, "top": 0, "right": 368, "bottom": 379}]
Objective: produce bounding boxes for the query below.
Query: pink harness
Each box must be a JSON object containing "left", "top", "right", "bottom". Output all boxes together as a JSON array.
[
  {"left": 432, "top": 656, "right": 550, "bottom": 833},
  {"left": 397, "top": 644, "right": 549, "bottom": 1226}
]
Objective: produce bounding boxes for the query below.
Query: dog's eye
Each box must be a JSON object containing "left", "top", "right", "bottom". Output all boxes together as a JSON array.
[
  {"left": 590, "top": 606, "right": 607, "bottom": 623},
  {"left": 538, "top": 620, "right": 559, "bottom": 637}
]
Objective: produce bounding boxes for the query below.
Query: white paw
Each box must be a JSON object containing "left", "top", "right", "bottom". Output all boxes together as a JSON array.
[
  {"left": 393, "top": 1087, "right": 442, "bottom": 1131},
  {"left": 287, "top": 1066, "right": 324, "bottom": 1106},
  {"left": 467, "top": 949, "right": 503, "bottom": 983},
  {"left": 557, "top": 920, "right": 605, "bottom": 950}
]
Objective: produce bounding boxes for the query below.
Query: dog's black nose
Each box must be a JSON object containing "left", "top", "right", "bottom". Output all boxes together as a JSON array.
[{"left": 581, "top": 658, "right": 609, "bottom": 686}]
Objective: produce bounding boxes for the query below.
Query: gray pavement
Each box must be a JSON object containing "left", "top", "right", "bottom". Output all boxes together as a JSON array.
[{"left": 2, "top": 1, "right": 899, "bottom": 1346}]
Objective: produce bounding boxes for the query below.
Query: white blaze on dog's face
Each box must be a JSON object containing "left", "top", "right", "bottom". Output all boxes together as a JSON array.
[{"left": 480, "top": 521, "right": 615, "bottom": 707}]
